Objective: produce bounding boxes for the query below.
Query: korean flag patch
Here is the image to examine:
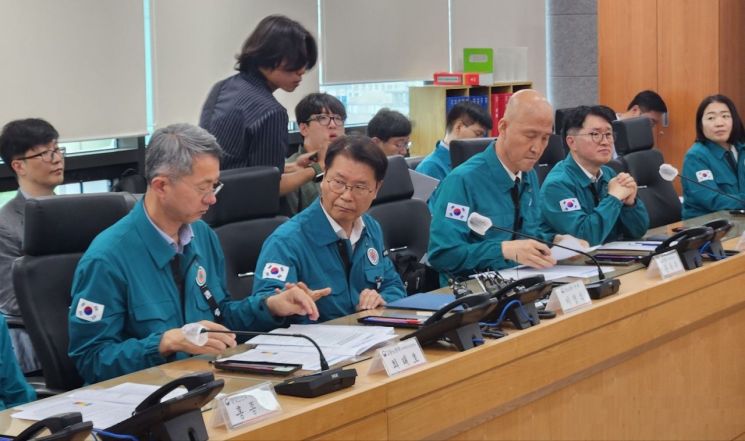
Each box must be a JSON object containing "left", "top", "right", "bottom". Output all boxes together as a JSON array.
[
  {"left": 75, "top": 298, "right": 105, "bottom": 322},
  {"left": 445, "top": 202, "right": 470, "bottom": 222},
  {"left": 696, "top": 169, "right": 714, "bottom": 182},
  {"left": 262, "top": 263, "right": 289, "bottom": 281},
  {"left": 559, "top": 198, "right": 581, "bottom": 212}
]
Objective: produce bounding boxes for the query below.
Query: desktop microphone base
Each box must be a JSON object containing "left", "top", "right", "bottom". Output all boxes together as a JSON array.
[
  {"left": 275, "top": 368, "right": 357, "bottom": 398},
  {"left": 586, "top": 278, "right": 621, "bottom": 300}
]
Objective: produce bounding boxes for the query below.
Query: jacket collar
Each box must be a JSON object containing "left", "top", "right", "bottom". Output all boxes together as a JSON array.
[
  {"left": 485, "top": 146, "right": 524, "bottom": 191},
  {"left": 302, "top": 199, "right": 369, "bottom": 247},
  {"left": 132, "top": 200, "right": 202, "bottom": 269}
]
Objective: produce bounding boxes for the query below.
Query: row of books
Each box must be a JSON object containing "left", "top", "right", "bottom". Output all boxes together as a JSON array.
[{"left": 444, "top": 93, "right": 513, "bottom": 136}]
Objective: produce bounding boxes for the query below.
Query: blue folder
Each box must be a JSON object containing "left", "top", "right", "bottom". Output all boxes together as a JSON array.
[{"left": 385, "top": 293, "right": 456, "bottom": 311}]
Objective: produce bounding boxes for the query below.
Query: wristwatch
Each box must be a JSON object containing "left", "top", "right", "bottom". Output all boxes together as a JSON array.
[{"left": 310, "top": 162, "right": 324, "bottom": 182}]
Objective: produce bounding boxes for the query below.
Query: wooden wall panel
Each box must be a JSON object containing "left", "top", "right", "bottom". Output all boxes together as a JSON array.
[
  {"left": 597, "top": 0, "right": 658, "bottom": 113},
  {"left": 718, "top": 0, "right": 745, "bottom": 114},
  {"left": 656, "top": 0, "right": 719, "bottom": 179}
]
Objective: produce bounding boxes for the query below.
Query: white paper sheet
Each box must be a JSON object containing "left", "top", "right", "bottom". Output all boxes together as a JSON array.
[{"left": 497, "top": 265, "right": 613, "bottom": 282}]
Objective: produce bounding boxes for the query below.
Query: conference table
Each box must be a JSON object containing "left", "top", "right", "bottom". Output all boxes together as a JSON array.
[{"left": 2, "top": 212, "right": 745, "bottom": 440}]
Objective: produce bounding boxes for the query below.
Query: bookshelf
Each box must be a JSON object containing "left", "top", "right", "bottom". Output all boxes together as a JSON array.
[{"left": 408, "top": 81, "right": 532, "bottom": 157}]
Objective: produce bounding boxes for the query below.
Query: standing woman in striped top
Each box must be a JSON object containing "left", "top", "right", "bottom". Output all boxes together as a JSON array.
[{"left": 200, "top": 15, "right": 320, "bottom": 195}]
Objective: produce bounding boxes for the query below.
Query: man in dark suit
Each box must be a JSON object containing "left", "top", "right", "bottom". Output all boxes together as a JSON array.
[{"left": 0, "top": 118, "right": 65, "bottom": 373}]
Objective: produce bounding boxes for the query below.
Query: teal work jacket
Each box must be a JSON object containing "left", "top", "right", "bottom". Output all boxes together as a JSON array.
[
  {"left": 68, "top": 200, "right": 281, "bottom": 383},
  {"left": 428, "top": 144, "right": 551, "bottom": 281},
  {"left": 252, "top": 199, "right": 405, "bottom": 322},
  {"left": 540, "top": 154, "right": 649, "bottom": 246},
  {"left": 682, "top": 140, "right": 745, "bottom": 219}
]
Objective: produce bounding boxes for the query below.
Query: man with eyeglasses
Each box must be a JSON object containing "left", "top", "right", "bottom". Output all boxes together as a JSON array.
[
  {"left": 367, "top": 108, "right": 413, "bottom": 157},
  {"left": 253, "top": 135, "right": 406, "bottom": 322},
  {"left": 0, "top": 118, "right": 65, "bottom": 375},
  {"left": 416, "top": 101, "right": 493, "bottom": 182},
  {"left": 68, "top": 124, "right": 328, "bottom": 383},
  {"left": 540, "top": 106, "right": 649, "bottom": 246},
  {"left": 283, "top": 93, "right": 347, "bottom": 215}
]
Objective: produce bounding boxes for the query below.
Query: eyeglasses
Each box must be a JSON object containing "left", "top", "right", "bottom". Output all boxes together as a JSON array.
[
  {"left": 394, "top": 140, "right": 413, "bottom": 151},
  {"left": 191, "top": 180, "right": 223, "bottom": 198},
  {"left": 326, "top": 177, "right": 374, "bottom": 197},
  {"left": 307, "top": 114, "right": 345, "bottom": 127},
  {"left": 16, "top": 147, "right": 66, "bottom": 163},
  {"left": 574, "top": 132, "right": 614, "bottom": 144}
]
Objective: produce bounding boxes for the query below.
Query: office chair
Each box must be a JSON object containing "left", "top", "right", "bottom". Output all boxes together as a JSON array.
[
  {"left": 369, "top": 156, "right": 438, "bottom": 293},
  {"left": 203, "top": 167, "right": 287, "bottom": 300},
  {"left": 554, "top": 107, "right": 578, "bottom": 155},
  {"left": 534, "top": 134, "right": 566, "bottom": 186},
  {"left": 612, "top": 117, "right": 681, "bottom": 228},
  {"left": 12, "top": 193, "right": 136, "bottom": 392},
  {"left": 450, "top": 137, "right": 496, "bottom": 168}
]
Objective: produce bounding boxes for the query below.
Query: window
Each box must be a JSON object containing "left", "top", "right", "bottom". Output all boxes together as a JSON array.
[{"left": 320, "top": 80, "right": 425, "bottom": 125}]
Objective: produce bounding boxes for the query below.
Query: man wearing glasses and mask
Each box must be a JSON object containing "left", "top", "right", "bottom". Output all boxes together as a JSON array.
[
  {"left": 0, "top": 118, "right": 65, "bottom": 375},
  {"left": 253, "top": 135, "right": 406, "bottom": 322},
  {"left": 68, "top": 123, "right": 328, "bottom": 383},
  {"left": 540, "top": 106, "right": 649, "bottom": 246}
]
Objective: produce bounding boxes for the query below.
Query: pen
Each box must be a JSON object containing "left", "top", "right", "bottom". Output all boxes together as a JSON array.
[{"left": 375, "top": 276, "right": 382, "bottom": 290}]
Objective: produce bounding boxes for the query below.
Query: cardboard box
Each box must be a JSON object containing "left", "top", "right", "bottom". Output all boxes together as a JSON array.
[{"left": 463, "top": 48, "right": 494, "bottom": 73}]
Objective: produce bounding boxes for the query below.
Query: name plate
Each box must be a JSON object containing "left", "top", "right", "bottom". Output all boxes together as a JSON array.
[
  {"left": 368, "top": 338, "right": 427, "bottom": 377},
  {"left": 212, "top": 382, "right": 282, "bottom": 430},
  {"left": 647, "top": 250, "right": 685, "bottom": 280},
  {"left": 546, "top": 280, "right": 592, "bottom": 314}
]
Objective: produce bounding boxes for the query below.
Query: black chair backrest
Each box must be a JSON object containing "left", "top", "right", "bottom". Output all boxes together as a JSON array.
[
  {"left": 373, "top": 156, "right": 414, "bottom": 205},
  {"left": 450, "top": 137, "right": 495, "bottom": 168},
  {"left": 204, "top": 166, "right": 286, "bottom": 299},
  {"left": 13, "top": 193, "right": 134, "bottom": 391},
  {"left": 623, "top": 148, "right": 681, "bottom": 228},
  {"left": 534, "top": 134, "right": 566, "bottom": 186},
  {"left": 612, "top": 116, "right": 654, "bottom": 156},
  {"left": 368, "top": 156, "right": 435, "bottom": 292}
]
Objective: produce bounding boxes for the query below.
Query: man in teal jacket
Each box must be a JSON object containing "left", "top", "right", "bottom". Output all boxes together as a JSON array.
[
  {"left": 540, "top": 106, "right": 649, "bottom": 245},
  {"left": 417, "top": 101, "right": 492, "bottom": 183},
  {"left": 429, "top": 90, "right": 578, "bottom": 281},
  {"left": 0, "top": 315, "right": 35, "bottom": 410},
  {"left": 69, "top": 124, "right": 325, "bottom": 383},
  {"left": 254, "top": 135, "right": 406, "bottom": 321}
]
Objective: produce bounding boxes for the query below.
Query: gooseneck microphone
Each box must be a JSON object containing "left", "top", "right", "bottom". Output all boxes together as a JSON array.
[
  {"left": 192, "top": 327, "right": 357, "bottom": 398},
  {"left": 201, "top": 329, "right": 330, "bottom": 370},
  {"left": 659, "top": 163, "right": 745, "bottom": 205},
  {"left": 466, "top": 212, "right": 621, "bottom": 299}
]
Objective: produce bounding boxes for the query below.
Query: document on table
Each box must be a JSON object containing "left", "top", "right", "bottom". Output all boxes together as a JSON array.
[
  {"left": 218, "top": 324, "right": 398, "bottom": 371},
  {"left": 596, "top": 241, "right": 661, "bottom": 252},
  {"left": 497, "top": 265, "right": 613, "bottom": 282},
  {"left": 551, "top": 236, "right": 589, "bottom": 260},
  {"left": 12, "top": 383, "right": 186, "bottom": 429}
]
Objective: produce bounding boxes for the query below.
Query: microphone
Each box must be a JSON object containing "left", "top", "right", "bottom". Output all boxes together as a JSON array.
[
  {"left": 185, "top": 325, "right": 357, "bottom": 398},
  {"left": 466, "top": 212, "right": 620, "bottom": 299},
  {"left": 659, "top": 163, "right": 745, "bottom": 205}
]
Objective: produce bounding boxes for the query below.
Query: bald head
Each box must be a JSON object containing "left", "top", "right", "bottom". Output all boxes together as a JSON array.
[
  {"left": 495, "top": 89, "right": 554, "bottom": 173},
  {"left": 502, "top": 89, "right": 553, "bottom": 123}
]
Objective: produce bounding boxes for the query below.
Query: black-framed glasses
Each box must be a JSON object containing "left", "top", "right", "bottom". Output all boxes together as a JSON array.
[
  {"left": 574, "top": 132, "right": 614, "bottom": 144},
  {"left": 326, "top": 177, "right": 374, "bottom": 197},
  {"left": 307, "top": 114, "right": 345, "bottom": 126},
  {"left": 16, "top": 147, "right": 66, "bottom": 163}
]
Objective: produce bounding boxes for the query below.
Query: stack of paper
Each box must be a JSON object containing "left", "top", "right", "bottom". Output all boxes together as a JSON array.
[
  {"left": 596, "top": 241, "right": 661, "bottom": 254},
  {"left": 496, "top": 265, "right": 613, "bottom": 282},
  {"left": 12, "top": 383, "right": 186, "bottom": 429},
  {"left": 219, "top": 324, "right": 398, "bottom": 371}
]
